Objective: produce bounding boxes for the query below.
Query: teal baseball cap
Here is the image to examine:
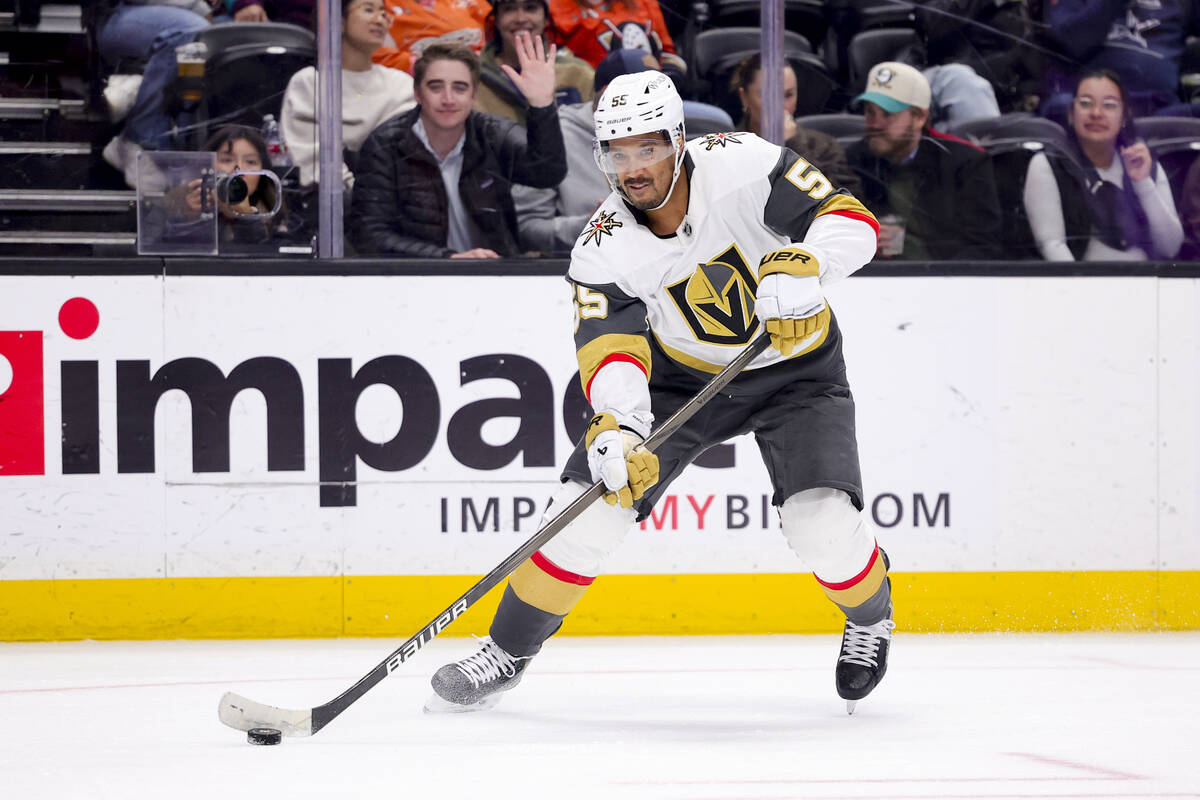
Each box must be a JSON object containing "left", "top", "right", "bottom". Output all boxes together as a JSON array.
[{"left": 853, "top": 61, "right": 931, "bottom": 112}]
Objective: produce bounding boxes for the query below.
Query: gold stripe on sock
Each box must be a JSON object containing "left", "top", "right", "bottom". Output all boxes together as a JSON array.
[
  {"left": 818, "top": 553, "right": 887, "bottom": 609},
  {"left": 509, "top": 559, "right": 590, "bottom": 616}
]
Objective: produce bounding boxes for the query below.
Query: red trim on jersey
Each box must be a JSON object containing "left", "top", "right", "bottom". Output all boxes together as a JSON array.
[
  {"left": 814, "top": 545, "right": 880, "bottom": 590},
  {"left": 532, "top": 551, "right": 595, "bottom": 586},
  {"left": 826, "top": 209, "right": 880, "bottom": 237},
  {"left": 584, "top": 353, "right": 649, "bottom": 402}
]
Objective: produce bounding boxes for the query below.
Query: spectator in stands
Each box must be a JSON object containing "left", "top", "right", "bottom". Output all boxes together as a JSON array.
[
  {"left": 171, "top": 124, "right": 292, "bottom": 247},
  {"left": 548, "top": 0, "right": 686, "bottom": 78},
  {"left": 476, "top": 0, "right": 594, "bottom": 124},
  {"left": 226, "top": 0, "right": 314, "bottom": 26},
  {"left": 511, "top": 48, "right": 648, "bottom": 255},
  {"left": 281, "top": 0, "right": 414, "bottom": 189},
  {"left": 372, "top": 0, "right": 491, "bottom": 74},
  {"left": 1042, "top": 0, "right": 1200, "bottom": 122},
  {"left": 1023, "top": 69, "right": 1183, "bottom": 260},
  {"left": 351, "top": 37, "right": 567, "bottom": 257},
  {"left": 98, "top": 1, "right": 218, "bottom": 187},
  {"left": 845, "top": 62, "right": 1003, "bottom": 260},
  {"left": 729, "top": 53, "right": 862, "bottom": 197},
  {"left": 1181, "top": 156, "right": 1200, "bottom": 260}
]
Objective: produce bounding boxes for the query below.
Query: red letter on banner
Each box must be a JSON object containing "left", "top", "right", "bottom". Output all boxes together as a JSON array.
[{"left": 0, "top": 331, "right": 45, "bottom": 476}]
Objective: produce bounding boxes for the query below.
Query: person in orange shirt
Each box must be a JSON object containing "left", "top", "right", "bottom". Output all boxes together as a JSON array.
[
  {"left": 547, "top": 0, "right": 684, "bottom": 76},
  {"left": 372, "top": 0, "right": 492, "bottom": 74}
]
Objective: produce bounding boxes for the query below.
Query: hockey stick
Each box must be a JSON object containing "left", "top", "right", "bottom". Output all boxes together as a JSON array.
[{"left": 218, "top": 331, "right": 773, "bottom": 738}]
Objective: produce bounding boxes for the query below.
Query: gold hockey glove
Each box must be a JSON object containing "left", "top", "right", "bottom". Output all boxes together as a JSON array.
[
  {"left": 755, "top": 245, "right": 827, "bottom": 357},
  {"left": 585, "top": 413, "right": 661, "bottom": 508},
  {"left": 765, "top": 316, "right": 825, "bottom": 357}
]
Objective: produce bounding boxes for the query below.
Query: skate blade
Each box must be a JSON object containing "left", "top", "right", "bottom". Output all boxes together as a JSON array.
[
  {"left": 422, "top": 692, "right": 504, "bottom": 714},
  {"left": 845, "top": 699, "right": 857, "bottom": 715}
]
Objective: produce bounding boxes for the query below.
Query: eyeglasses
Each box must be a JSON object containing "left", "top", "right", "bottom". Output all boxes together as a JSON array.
[
  {"left": 350, "top": 2, "right": 394, "bottom": 22},
  {"left": 1075, "top": 96, "right": 1122, "bottom": 113}
]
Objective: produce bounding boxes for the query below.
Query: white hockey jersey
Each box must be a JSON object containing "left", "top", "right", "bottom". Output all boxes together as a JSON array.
[{"left": 568, "top": 131, "right": 878, "bottom": 407}]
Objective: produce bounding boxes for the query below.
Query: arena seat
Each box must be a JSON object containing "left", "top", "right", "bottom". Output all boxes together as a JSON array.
[
  {"left": 846, "top": 27, "right": 918, "bottom": 95},
  {"left": 1133, "top": 116, "right": 1200, "bottom": 208},
  {"left": 692, "top": 27, "right": 836, "bottom": 119},
  {"left": 794, "top": 113, "right": 864, "bottom": 147},
  {"left": 944, "top": 113, "right": 1070, "bottom": 153},
  {"left": 684, "top": 102, "right": 736, "bottom": 137},
  {"left": 704, "top": 0, "right": 828, "bottom": 50},
  {"left": 188, "top": 22, "right": 317, "bottom": 144},
  {"left": 944, "top": 113, "right": 1075, "bottom": 260}
]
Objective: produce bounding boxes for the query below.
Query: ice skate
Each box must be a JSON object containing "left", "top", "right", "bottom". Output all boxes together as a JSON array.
[
  {"left": 836, "top": 606, "right": 895, "bottom": 714},
  {"left": 424, "top": 637, "right": 531, "bottom": 713}
]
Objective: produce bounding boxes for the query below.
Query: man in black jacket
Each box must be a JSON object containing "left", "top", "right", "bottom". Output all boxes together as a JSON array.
[
  {"left": 351, "top": 35, "right": 567, "bottom": 257},
  {"left": 845, "top": 62, "right": 1003, "bottom": 260}
]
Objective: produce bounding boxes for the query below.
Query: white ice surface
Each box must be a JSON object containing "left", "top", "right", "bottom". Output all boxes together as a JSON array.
[{"left": 2, "top": 633, "right": 1198, "bottom": 799}]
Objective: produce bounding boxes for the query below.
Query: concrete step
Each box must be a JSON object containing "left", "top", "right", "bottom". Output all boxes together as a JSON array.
[
  {"left": 0, "top": 140, "right": 89, "bottom": 155},
  {"left": 0, "top": 188, "right": 135, "bottom": 212},
  {"left": 0, "top": 4, "right": 83, "bottom": 34},
  {"left": 0, "top": 230, "right": 134, "bottom": 245},
  {"left": 0, "top": 140, "right": 98, "bottom": 189},
  {"left": 0, "top": 228, "right": 135, "bottom": 257},
  {"left": 0, "top": 95, "right": 86, "bottom": 119}
]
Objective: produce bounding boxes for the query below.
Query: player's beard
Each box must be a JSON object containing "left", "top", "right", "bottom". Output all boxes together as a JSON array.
[
  {"left": 865, "top": 128, "right": 919, "bottom": 162},
  {"left": 620, "top": 174, "right": 666, "bottom": 210}
]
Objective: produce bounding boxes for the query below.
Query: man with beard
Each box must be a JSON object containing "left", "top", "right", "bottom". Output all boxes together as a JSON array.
[
  {"left": 426, "top": 70, "right": 896, "bottom": 717},
  {"left": 846, "top": 62, "right": 1003, "bottom": 260}
]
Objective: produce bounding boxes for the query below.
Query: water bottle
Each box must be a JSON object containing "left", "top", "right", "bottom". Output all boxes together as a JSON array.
[{"left": 261, "top": 114, "right": 292, "bottom": 167}]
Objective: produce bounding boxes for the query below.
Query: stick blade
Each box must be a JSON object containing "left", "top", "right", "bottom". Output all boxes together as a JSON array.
[{"left": 218, "top": 691, "right": 313, "bottom": 737}]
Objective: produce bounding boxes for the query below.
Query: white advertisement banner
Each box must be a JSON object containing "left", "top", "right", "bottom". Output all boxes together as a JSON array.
[{"left": 1, "top": 274, "right": 1196, "bottom": 581}]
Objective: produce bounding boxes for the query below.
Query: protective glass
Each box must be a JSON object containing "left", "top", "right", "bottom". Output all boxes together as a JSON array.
[
  {"left": 135, "top": 150, "right": 283, "bottom": 255},
  {"left": 594, "top": 137, "right": 678, "bottom": 175}
]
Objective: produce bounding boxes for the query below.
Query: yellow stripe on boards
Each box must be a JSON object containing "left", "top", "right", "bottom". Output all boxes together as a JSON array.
[
  {"left": 2, "top": 571, "right": 1199, "bottom": 641},
  {"left": 0, "top": 576, "right": 344, "bottom": 641}
]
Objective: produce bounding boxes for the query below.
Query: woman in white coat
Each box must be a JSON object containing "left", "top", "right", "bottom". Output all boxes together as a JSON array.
[
  {"left": 1023, "top": 69, "right": 1183, "bottom": 261},
  {"left": 280, "top": 0, "right": 415, "bottom": 191}
]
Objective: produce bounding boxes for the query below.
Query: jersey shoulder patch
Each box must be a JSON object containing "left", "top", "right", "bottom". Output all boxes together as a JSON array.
[
  {"left": 687, "top": 131, "right": 778, "bottom": 160},
  {"left": 576, "top": 203, "right": 627, "bottom": 250},
  {"left": 686, "top": 132, "right": 780, "bottom": 197},
  {"left": 570, "top": 197, "right": 646, "bottom": 285}
]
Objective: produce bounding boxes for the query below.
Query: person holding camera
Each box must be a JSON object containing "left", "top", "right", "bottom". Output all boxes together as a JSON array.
[
  {"left": 175, "top": 125, "right": 291, "bottom": 246},
  {"left": 1022, "top": 69, "right": 1184, "bottom": 261}
]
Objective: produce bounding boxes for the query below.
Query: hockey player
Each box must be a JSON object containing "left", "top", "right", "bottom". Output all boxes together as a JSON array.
[{"left": 427, "top": 69, "right": 892, "bottom": 714}]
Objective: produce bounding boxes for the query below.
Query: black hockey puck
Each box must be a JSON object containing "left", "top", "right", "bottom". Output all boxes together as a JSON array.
[{"left": 247, "top": 727, "right": 283, "bottom": 745}]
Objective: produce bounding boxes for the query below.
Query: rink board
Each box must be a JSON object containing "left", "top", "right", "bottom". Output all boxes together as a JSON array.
[
  {"left": 2, "top": 570, "right": 1200, "bottom": 640},
  {"left": 2, "top": 273, "right": 1199, "bottom": 639}
]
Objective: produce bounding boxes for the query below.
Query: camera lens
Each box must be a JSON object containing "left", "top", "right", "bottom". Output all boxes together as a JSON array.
[{"left": 216, "top": 174, "right": 249, "bottom": 205}]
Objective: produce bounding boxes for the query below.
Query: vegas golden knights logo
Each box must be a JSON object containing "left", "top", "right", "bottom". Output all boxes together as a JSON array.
[
  {"left": 701, "top": 132, "right": 745, "bottom": 150},
  {"left": 580, "top": 210, "right": 622, "bottom": 247},
  {"left": 666, "top": 244, "right": 760, "bottom": 344}
]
